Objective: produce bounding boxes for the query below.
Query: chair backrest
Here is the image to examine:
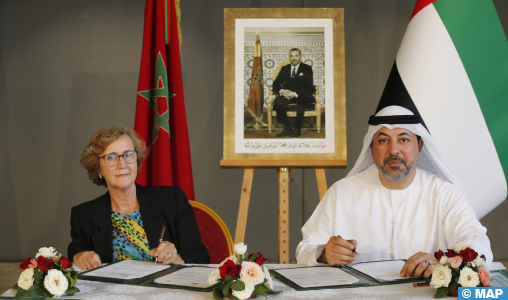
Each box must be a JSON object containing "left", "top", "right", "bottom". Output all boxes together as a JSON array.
[{"left": 189, "top": 201, "right": 234, "bottom": 264}]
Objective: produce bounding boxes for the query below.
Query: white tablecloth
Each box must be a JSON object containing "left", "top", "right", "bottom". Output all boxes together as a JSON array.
[{"left": 0, "top": 264, "right": 458, "bottom": 300}]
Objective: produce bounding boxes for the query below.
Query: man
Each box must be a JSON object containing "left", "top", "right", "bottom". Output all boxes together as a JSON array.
[
  {"left": 296, "top": 105, "right": 493, "bottom": 279},
  {"left": 272, "top": 48, "right": 315, "bottom": 137}
]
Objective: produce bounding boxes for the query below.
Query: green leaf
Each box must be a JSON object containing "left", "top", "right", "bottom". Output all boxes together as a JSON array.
[
  {"left": 434, "top": 287, "right": 449, "bottom": 299},
  {"left": 213, "top": 287, "right": 224, "bottom": 300},
  {"left": 225, "top": 275, "right": 233, "bottom": 282},
  {"left": 254, "top": 284, "right": 267, "bottom": 297},
  {"left": 11, "top": 283, "right": 19, "bottom": 290},
  {"left": 231, "top": 280, "right": 245, "bottom": 291},
  {"left": 23, "top": 285, "right": 37, "bottom": 298},
  {"left": 15, "top": 287, "right": 26, "bottom": 298},
  {"left": 66, "top": 286, "right": 80, "bottom": 296},
  {"left": 222, "top": 283, "right": 231, "bottom": 297},
  {"left": 449, "top": 281, "right": 459, "bottom": 290},
  {"left": 265, "top": 288, "right": 281, "bottom": 295},
  {"left": 249, "top": 253, "right": 257, "bottom": 262},
  {"left": 263, "top": 278, "right": 268, "bottom": 284}
]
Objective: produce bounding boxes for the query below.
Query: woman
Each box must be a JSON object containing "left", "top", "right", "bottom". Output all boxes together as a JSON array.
[{"left": 68, "top": 124, "right": 209, "bottom": 270}]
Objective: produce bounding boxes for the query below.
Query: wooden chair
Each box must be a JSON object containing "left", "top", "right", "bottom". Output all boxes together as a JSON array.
[
  {"left": 189, "top": 201, "right": 234, "bottom": 264},
  {"left": 267, "top": 59, "right": 321, "bottom": 133}
]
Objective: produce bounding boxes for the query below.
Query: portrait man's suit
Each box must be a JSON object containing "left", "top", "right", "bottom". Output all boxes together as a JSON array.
[{"left": 272, "top": 62, "right": 315, "bottom": 135}]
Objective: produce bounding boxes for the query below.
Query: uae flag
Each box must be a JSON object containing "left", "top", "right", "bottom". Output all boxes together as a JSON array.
[
  {"left": 380, "top": 0, "right": 508, "bottom": 218},
  {"left": 134, "top": 0, "right": 195, "bottom": 200},
  {"left": 246, "top": 34, "right": 265, "bottom": 125}
]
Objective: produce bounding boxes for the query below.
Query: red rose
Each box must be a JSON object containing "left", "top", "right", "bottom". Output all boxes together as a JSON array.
[
  {"left": 460, "top": 248, "right": 478, "bottom": 262},
  {"left": 249, "top": 252, "right": 268, "bottom": 266},
  {"left": 36, "top": 256, "right": 53, "bottom": 272},
  {"left": 19, "top": 258, "right": 32, "bottom": 270},
  {"left": 434, "top": 250, "right": 444, "bottom": 261},
  {"left": 219, "top": 259, "right": 241, "bottom": 280},
  {"left": 445, "top": 249, "right": 458, "bottom": 257},
  {"left": 60, "top": 256, "right": 73, "bottom": 269}
]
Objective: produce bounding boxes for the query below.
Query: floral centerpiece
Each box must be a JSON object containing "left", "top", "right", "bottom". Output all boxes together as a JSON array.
[
  {"left": 430, "top": 243, "right": 491, "bottom": 298},
  {"left": 208, "top": 243, "right": 279, "bottom": 300},
  {"left": 13, "top": 247, "right": 80, "bottom": 298}
]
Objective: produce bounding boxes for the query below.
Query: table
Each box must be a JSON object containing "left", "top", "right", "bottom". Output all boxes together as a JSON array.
[{"left": 0, "top": 264, "right": 459, "bottom": 300}]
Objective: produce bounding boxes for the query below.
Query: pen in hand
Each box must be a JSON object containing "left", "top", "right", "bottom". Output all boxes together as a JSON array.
[
  {"left": 338, "top": 235, "right": 356, "bottom": 253},
  {"left": 155, "top": 226, "right": 166, "bottom": 264}
]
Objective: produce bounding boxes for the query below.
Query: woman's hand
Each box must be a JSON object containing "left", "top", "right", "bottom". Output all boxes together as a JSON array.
[
  {"left": 74, "top": 251, "right": 101, "bottom": 270},
  {"left": 149, "top": 241, "right": 184, "bottom": 265}
]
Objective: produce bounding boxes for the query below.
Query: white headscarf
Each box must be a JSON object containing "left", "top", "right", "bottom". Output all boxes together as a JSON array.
[{"left": 347, "top": 105, "right": 467, "bottom": 197}]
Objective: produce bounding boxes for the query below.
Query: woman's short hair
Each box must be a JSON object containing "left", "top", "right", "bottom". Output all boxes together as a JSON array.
[{"left": 80, "top": 124, "right": 148, "bottom": 187}]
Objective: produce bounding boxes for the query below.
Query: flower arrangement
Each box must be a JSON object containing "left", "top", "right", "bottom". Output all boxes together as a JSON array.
[
  {"left": 208, "top": 243, "right": 279, "bottom": 300},
  {"left": 430, "top": 243, "right": 490, "bottom": 298},
  {"left": 13, "top": 247, "right": 80, "bottom": 298}
]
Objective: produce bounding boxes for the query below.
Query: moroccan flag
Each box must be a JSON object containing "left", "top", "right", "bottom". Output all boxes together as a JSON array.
[
  {"left": 134, "top": 0, "right": 195, "bottom": 200},
  {"left": 379, "top": 0, "right": 508, "bottom": 218},
  {"left": 246, "top": 34, "right": 264, "bottom": 122}
]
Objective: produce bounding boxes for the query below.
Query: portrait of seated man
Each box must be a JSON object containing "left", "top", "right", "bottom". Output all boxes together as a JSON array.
[
  {"left": 296, "top": 105, "right": 493, "bottom": 279},
  {"left": 272, "top": 48, "right": 315, "bottom": 137}
]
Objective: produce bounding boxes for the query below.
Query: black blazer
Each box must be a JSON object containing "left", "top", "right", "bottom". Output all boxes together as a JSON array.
[
  {"left": 68, "top": 184, "right": 210, "bottom": 264},
  {"left": 272, "top": 62, "right": 314, "bottom": 101}
]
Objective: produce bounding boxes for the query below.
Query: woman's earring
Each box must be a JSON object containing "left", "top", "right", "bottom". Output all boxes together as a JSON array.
[{"left": 99, "top": 174, "right": 103, "bottom": 179}]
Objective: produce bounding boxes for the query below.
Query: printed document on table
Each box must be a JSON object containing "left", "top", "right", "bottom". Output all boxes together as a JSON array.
[
  {"left": 154, "top": 267, "right": 212, "bottom": 288},
  {"left": 275, "top": 267, "right": 360, "bottom": 288},
  {"left": 351, "top": 260, "right": 406, "bottom": 280},
  {"left": 84, "top": 260, "right": 171, "bottom": 279}
]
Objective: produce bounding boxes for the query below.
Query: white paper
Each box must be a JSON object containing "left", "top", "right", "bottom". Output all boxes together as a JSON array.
[
  {"left": 275, "top": 267, "right": 359, "bottom": 288},
  {"left": 351, "top": 260, "right": 406, "bottom": 280},
  {"left": 486, "top": 262, "right": 507, "bottom": 272},
  {"left": 83, "top": 260, "right": 171, "bottom": 279},
  {"left": 154, "top": 267, "right": 214, "bottom": 288}
]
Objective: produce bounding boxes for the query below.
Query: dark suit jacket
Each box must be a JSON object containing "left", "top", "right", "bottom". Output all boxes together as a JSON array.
[
  {"left": 272, "top": 62, "right": 314, "bottom": 101},
  {"left": 68, "top": 184, "right": 210, "bottom": 264}
]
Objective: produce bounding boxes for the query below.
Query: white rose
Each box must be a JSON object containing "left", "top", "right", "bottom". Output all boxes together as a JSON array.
[
  {"left": 262, "top": 266, "right": 273, "bottom": 290},
  {"left": 231, "top": 278, "right": 255, "bottom": 300},
  {"left": 430, "top": 265, "right": 452, "bottom": 288},
  {"left": 452, "top": 243, "right": 470, "bottom": 253},
  {"left": 458, "top": 267, "right": 480, "bottom": 288},
  {"left": 234, "top": 243, "right": 248, "bottom": 255},
  {"left": 440, "top": 256, "right": 448, "bottom": 265},
  {"left": 207, "top": 268, "right": 221, "bottom": 286},
  {"left": 36, "top": 247, "right": 57, "bottom": 258},
  {"left": 43, "top": 269, "right": 69, "bottom": 296},
  {"left": 471, "top": 257, "right": 485, "bottom": 268},
  {"left": 17, "top": 268, "right": 34, "bottom": 290}
]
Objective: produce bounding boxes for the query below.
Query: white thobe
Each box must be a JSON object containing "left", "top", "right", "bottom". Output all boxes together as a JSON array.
[{"left": 296, "top": 165, "right": 493, "bottom": 265}]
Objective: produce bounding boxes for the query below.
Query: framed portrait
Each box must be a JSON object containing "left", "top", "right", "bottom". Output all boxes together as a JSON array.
[{"left": 222, "top": 8, "right": 346, "bottom": 167}]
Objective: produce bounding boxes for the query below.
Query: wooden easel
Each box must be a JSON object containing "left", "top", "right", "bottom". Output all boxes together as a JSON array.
[{"left": 220, "top": 159, "right": 345, "bottom": 263}]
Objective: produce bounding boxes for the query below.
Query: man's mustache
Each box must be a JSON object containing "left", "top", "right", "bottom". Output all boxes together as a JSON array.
[{"left": 383, "top": 155, "right": 407, "bottom": 167}]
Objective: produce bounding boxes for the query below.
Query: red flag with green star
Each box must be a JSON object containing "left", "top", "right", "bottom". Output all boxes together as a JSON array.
[{"left": 134, "top": 0, "right": 195, "bottom": 200}]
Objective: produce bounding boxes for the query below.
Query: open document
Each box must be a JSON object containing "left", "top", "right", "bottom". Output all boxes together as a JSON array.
[
  {"left": 82, "top": 260, "right": 171, "bottom": 279},
  {"left": 275, "top": 267, "right": 360, "bottom": 288},
  {"left": 154, "top": 267, "right": 212, "bottom": 288},
  {"left": 351, "top": 260, "right": 407, "bottom": 280}
]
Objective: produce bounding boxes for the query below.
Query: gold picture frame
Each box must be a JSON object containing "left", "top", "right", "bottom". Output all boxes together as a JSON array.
[{"left": 222, "top": 8, "right": 346, "bottom": 168}]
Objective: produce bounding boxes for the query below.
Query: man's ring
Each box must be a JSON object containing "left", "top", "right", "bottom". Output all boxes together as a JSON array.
[
  {"left": 168, "top": 253, "right": 171, "bottom": 259},
  {"left": 424, "top": 260, "right": 431, "bottom": 266}
]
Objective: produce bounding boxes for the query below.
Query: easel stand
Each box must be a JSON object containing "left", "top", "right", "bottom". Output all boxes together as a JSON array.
[{"left": 221, "top": 159, "right": 345, "bottom": 263}]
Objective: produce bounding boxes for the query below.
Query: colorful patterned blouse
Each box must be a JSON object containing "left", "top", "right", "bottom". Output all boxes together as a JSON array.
[{"left": 111, "top": 210, "right": 153, "bottom": 262}]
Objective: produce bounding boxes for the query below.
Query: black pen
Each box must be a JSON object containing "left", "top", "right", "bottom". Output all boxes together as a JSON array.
[
  {"left": 155, "top": 226, "right": 166, "bottom": 264},
  {"left": 337, "top": 235, "right": 356, "bottom": 253}
]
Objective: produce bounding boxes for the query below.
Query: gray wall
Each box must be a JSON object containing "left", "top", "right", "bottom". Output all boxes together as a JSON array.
[{"left": 1, "top": 0, "right": 507, "bottom": 262}]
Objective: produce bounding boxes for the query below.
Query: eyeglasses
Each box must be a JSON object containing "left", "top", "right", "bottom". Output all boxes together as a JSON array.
[{"left": 99, "top": 150, "right": 138, "bottom": 167}]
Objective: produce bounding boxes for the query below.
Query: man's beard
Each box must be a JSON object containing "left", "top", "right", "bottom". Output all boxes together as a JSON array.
[
  {"left": 291, "top": 59, "right": 300, "bottom": 66},
  {"left": 375, "top": 153, "right": 419, "bottom": 181}
]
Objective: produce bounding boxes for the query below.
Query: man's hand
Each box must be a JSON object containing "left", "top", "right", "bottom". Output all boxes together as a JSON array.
[
  {"left": 74, "top": 251, "right": 101, "bottom": 270},
  {"left": 318, "top": 236, "right": 358, "bottom": 266},
  {"left": 400, "top": 252, "right": 437, "bottom": 278},
  {"left": 149, "top": 241, "right": 184, "bottom": 265}
]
